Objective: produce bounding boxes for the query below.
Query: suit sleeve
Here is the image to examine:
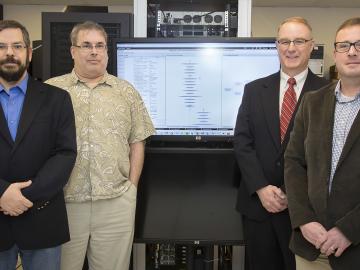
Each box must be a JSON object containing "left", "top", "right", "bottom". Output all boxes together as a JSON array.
[
  {"left": 0, "top": 179, "right": 11, "bottom": 197},
  {"left": 336, "top": 204, "right": 360, "bottom": 245},
  {"left": 233, "top": 85, "right": 269, "bottom": 195},
  {"left": 21, "top": 91, "right": 77, "bottom": 201},
  {"left": 284, "top": 95, "right": 318, "bottom": 229}
]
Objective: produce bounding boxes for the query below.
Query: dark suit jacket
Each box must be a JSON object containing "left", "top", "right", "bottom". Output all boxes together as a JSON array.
[
  {"left": 0, "top": 76, "right": 77, "bottom": 251},
  {"left": 285, "top": 81, "right": 360, "bottom": 270},
  {"left": 234, "top": 70, "right": 328, "bottom": 221}
]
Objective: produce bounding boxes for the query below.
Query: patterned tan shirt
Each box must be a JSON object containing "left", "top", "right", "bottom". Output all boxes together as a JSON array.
[{"left": 46, "top": 70, "right": 155, "bottom": 202}]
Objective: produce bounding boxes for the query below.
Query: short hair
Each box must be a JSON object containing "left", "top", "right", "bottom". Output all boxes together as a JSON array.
[
  {"left": 336, "top": 17, "right": 360, "bottom": 35},
  {"left": 70, "top": 21, "right": 108, "bottom": 45},
  {"left": 0, "top": 20, "right": 31, "bottom": 48},
  {"left": 277, "top": 16, "right": 313, "bottom": 36}
]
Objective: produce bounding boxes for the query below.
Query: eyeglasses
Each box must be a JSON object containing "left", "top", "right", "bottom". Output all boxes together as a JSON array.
[
  {"left": 277, "top": 38, "right": 313, "bottom": 47},
  {"left": 0, "top": 43, "right": 27, "bottom": 53},
  {"left": 73, "top": 43, "right": 107, "bottom": 52},
  {"left": 334, "top": 41, "right": 360, "bottom": 53}
]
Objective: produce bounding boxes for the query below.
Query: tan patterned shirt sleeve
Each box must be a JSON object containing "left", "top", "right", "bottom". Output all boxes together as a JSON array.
[{"left": 45, "top": 70, "right": 155, "bottom": 202}]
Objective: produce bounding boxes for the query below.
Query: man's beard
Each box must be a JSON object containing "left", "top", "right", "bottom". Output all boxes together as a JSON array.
[{"left": 0, "top": 55, "right": 29, "bottom": 82}]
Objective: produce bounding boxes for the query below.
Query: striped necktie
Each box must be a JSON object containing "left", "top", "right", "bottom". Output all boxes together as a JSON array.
[{"left": 280, "top": 77, "right": 297, "bottom": 142}]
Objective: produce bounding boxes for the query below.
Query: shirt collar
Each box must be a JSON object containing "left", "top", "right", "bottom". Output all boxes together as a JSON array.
[
  {"left": 70, "top": 69, "right": 115, "bottom": 87},
  {"left": 0, "top": 72, "right": 29, "bottom": 94},
  {"left": 334, "top": 80, "right": 360, "bottom": 103},
  {"left": 280, "top": 68, "right": 308, "bottom": 86}
]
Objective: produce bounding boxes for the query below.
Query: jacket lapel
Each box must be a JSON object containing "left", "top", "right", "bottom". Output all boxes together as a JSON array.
[
  {"left": 12, "top": 78, "right": 45, "bottom": 151},
  {"left": 321, "top": 84, "right": 336, "bottom": 182},
  {"left": 261, "top": 72, "right": 281, "bottom": 151},
  {"left": 0, "top": 104, "right": 13, "bottom": 146}
]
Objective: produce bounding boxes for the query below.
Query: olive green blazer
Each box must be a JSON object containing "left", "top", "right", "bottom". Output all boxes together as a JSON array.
[{"left": 285, "top": 81, "right": 360, "bottom": 270}]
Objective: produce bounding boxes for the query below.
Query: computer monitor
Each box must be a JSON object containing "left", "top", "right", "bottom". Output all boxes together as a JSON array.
[{"left": 114, "top": 38, "right": 280, "bottom": 143}]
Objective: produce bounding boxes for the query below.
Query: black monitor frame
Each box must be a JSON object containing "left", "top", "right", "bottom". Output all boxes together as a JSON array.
[{"left": 135, "top": 148, "right": 243, "bottom": 244}]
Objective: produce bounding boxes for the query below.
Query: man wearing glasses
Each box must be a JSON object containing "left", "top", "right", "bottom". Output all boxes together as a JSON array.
[
  {"left": 285, "top": 17, "right": 360, "bottom": 270},
  {"left": 234, "top": 17, "right": 327, "bottom": 270},
  {"left": 46, "top": 21, "right": 155, "bottom": 270},
  {"left": 0, "top": 20, "right": 77, "bottom": 270}
]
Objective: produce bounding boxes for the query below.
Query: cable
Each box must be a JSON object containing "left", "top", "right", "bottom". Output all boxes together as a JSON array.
[{"left": 32, "top": 44, "right": 43, "bottom": 51}]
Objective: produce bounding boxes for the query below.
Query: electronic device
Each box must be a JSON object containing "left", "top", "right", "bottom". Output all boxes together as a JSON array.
[
  {"left": 159, "top": 11, "right": 225, "bottom": 25},
  {"left": 147, "top": 2, "right": 238, "bottom": 37},
  {"left": 309, "top": 44, "right": 325, "bottom": 77},
  {"left": 153, "top": 10, "right": 234, "bottom": 38},
  {"left": 114, "top": 38, "right": 280, "bottom": 144}
]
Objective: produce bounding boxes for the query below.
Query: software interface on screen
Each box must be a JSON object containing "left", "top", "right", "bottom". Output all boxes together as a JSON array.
[{"left": 116, "top": 42, "right": 280, "bottom": 136}]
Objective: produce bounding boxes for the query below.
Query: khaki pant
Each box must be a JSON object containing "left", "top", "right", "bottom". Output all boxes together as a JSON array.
[
  {"left": 60, "top": 184, "right": 137, "bottom": 270},
  {"left": 296, "top": 254, "right": 332, "bottom": 270}
]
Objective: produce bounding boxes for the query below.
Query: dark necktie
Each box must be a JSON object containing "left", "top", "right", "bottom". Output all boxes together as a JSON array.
[{"left": 280, "top": 77, "right": 297, "bottom": 142}]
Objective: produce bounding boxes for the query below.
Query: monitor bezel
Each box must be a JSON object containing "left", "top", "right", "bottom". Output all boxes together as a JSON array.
[{"left": 113, "top": 37, "right": 278, "bottom": 144}]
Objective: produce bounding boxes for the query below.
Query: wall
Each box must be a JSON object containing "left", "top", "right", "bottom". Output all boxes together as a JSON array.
[
  {"left": 4, "top": 5, "right": 64, "bottom": 41},
  {"left": 252, "top": 7, "right": 360, "bottom": 78},
  {"left": 3, "top": 4, "right": 133, "bottom": 41}
]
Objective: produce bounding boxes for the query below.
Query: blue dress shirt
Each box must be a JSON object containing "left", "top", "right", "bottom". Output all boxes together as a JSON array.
[{"left": 0, "top": 73, "right": 29, "bottom": 141}]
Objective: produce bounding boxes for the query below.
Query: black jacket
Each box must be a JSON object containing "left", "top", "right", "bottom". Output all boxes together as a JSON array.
[
  {"left": 234, "top": 70, "right": 328, "bottom": 221},
  {"left": 0, "top": 77, "right": 77, "bottom": 251}
]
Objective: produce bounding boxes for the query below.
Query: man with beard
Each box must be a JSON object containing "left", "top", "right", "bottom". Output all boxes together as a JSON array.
[{"left": 0, "top": 20, "right": 77, "bottom": 270}]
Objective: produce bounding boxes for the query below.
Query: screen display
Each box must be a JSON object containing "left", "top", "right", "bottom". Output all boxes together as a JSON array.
[{"left": 115, "top": 39, "right": 280, "bottom": 139}]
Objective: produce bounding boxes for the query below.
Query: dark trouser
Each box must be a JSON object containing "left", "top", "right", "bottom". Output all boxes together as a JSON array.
[{"left": 242, "top": 212, "right": 295, "bottom": 270}]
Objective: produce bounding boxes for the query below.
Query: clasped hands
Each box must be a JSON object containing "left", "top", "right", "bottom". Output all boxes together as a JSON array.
[
  {"left": 300, "top": 222, "right": 351, "bottom": 257},
  {"left": 257, "top": 185, "right": 288, "bottom": 213},
  {"left": 0, "top": 180, "right": 33, "bottom": 216}
]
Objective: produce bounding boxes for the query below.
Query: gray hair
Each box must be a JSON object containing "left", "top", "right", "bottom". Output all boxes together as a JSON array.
[
  {"left": 277, "top": 17, "right": 313, "bottom": 37},
  {"left": 70, "top": 21, "right": 107, "bottom": 45}
]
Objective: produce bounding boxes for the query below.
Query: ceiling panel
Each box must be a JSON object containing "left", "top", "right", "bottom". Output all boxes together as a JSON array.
[
  {"left": 254, "top": 0, "right": 360, "bottom": 7},
  {"left": 0, "top": 0, "right": 359, "bottom": 7}
]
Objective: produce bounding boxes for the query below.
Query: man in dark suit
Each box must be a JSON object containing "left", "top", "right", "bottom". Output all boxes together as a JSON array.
[
  {"left": 0, "top": 20, "right": 76, "bottom": 270},
  {"left": 285, "top": 17, "right": 360, "bottom": 270},
  {"left": 234, "top": 17, "right": 328, "bottom": 270}
]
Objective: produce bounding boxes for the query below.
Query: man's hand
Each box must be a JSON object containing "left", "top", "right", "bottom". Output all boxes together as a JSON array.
[
  {"left": 300, "top": 222, "right": 328, "bottom": 249},
  {"left": 0, "top": 180, "right": 33, "bottom": 216},
  {"left": 320, "top": 227, "right": 351, "bottom": 257},
  {"left": 129, "top": 141, "right": 145, "bottom": 188},
  {"left": 257, "top": 185, "right": 288, "bottom": 213}
]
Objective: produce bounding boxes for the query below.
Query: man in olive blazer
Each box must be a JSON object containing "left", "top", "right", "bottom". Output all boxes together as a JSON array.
[{"left": 285, "top": 17, "right": 360, "bottom": 270}]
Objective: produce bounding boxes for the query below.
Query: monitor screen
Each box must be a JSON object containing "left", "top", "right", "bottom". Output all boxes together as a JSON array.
[{"left": 114, "top": 38, "right": 280, "bottom": 142}]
